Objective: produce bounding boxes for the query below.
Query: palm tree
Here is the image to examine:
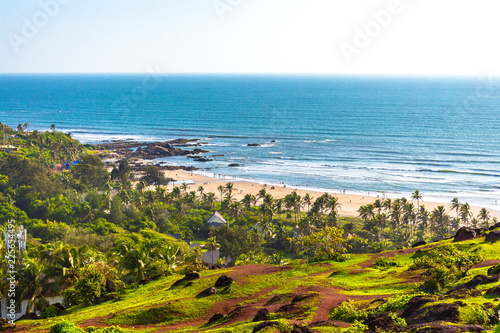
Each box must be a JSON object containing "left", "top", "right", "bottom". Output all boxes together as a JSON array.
[
  {"left": 303, "top": 193, "right": 313, "bottom": 212},
  {"left": 225, "top": 182, "right": 236, "bottom": 197},
  {"left": 205, "top": 236, "right": 221, "bottom": 265},
  {"left": 478, "top": 208, "right": 490, "bottom": 225},
  {"left": 217, "top": 185, "right": 226, "bottom": 202},
  {"left": 17, "top": 123, "right": 24, "bottom": 133},
  {"left": 17, "top": 258, "right": 60, "bottom": 314},
  {"left": 460, "top": 203, "right": 473, "bottom": 227},
  {"left": 450, "top": 198, "right": 460, "bottom": 220},
  {"left": 50, "top": 124, "right": 56, "bottom": 131},
  {"left": 23, "top": 122, "right": 29, "bottom": 132},
  {"left": 411, "top": 190, "right": 423, "bottom": 212},
  {"left": 241, "top": 194, "right": 255, "bottom": 210},
  {"left": 197, "top": 186, "right": 205, "bottom": 198},
  {"left": 431, "top": 206, "right": 448, "bottom": 238}
]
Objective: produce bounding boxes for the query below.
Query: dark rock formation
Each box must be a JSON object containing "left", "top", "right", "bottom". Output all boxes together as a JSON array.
[
  {"left": 453, "top": 227, "right": 476, "bottom": 242},
  {"left": 214, "top": 275, "right": 233, "bottom": 287},
  {"left": 292, "top": 292, "right": 320, "bottom": 303},
  {"left": 171, "top": 271, "right": 200, "bottom": 287},
  {"left": 401, "top": 296, "right": 434, "bottom": 319},
  {"left": 197, "top": 287, "right": 217, "bottom": 298},
  {"left": 489, "top": 222, "right": 500, "bottom": 230},
  {"left": 252, "top": 308, "right": 270, "bottom": 322},
  {"left": 404, "top": 303, "right": 460, "bottom": 325},
  {"left": 485, "top": 285, "right": 500, "bottom": 296},
  {"left": 412, "top": 240, "right": 427, "bottom": 248},
  {"left": 405, "top": 323, "right": 486, "bottom": 332},
  {"left": 247, "top": 143, "right": 262, "bottom": 147},
  {"left": 252, "top": 321, "right": 279, "bottom": 333},
  {"left": 485, "top": 230, "right": 500, "bottom": 242},
  {"left": 194, "top": 157, "right": 213, "bottom": 162},
  {"left": 264, "top": 293, "right": 294, "bottom": 306},
  {"left": 207, "top": 313, "right": 224, "bottom": 324},
  {"left": 365, "top": 312, "right": 396, "bottom": 331},
  {"left": 228, "top": 163, "right": 242, "bottom": 167},
  {"left": 290, "top": 324, "right": 314, "bottom": 333},
  {"left": 487, "top": 264, "right": 500, "bottom": 275}
]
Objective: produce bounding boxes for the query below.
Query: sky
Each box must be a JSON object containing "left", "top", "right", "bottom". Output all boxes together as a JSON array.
[{"left": 0, "top": 0, "right": 499, "bottom": 75}]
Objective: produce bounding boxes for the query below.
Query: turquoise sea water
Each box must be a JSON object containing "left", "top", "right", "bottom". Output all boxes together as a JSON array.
[{"left": 1, "top": 74, "right": 500, "bottom": 209}]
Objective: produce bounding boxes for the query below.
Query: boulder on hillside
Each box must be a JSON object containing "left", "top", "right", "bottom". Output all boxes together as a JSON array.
[
  {"left": 207, "top": 313, "right": 224, "bottom": 324},
  {"left": 403, "top": 303, "right": 460, "bottom": 325},
  {"left": 292, "top": 292, "right": 320, "bottom": 303},
  {"left": 485, "top": 285, "right": 500, "bottom": 296},
  {"left": 401, "top": 296, "right": 435, "bottom": 319},
  {"left": 406, "top": 323, "right": 486, "bottom": 332},
  {"left": 171, "top": 271, "right": 200, "bottom": 287},
  {"left": 452, "top": 274, "right": 499, "bottom": 290},
  {"left": 453, "top": 227, "right": 476, "bottom": 242},
  {"left": 252, "top": 321, "right": 279, "bottom": 333},
  {"left": 365, "top": 312, "right": 396, "bottom": 332},
  {"left": 264, "top": 293, "right": 294, "bottom": 306},
  {"left": 412, "top": 240, "right": 427, "bottom": 248},
  {"left": 252, "top": 308, "right": 270, "bottom": 322},
  {"left": 290, "top": 324, "right": 314, "bottom": 333},
  {"left": 197, "top": 287, "right": 217, "bottom": 298},
  {"left": 215, "top": 275, "right": 233, "bottom": 287},
  {"left": 485, "top": 230, "right": 500, "bottom": 242},
  {"left": 489, "top": 222, "right": 500, "bottom": 230}
]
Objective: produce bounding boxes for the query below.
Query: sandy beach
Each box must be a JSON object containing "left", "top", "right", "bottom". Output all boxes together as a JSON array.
[{"left": 161, "top": 169, "right": 500, "bottom": 220}]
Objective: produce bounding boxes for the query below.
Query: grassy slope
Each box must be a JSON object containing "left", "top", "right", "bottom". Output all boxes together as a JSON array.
[{"left": 16, "top": 236, "right": 500, "bottom": 333}]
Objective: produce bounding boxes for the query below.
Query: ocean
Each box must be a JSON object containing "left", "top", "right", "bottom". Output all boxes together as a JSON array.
[{"left": 1, "top": 74, "right": 500, "bottom": 209}]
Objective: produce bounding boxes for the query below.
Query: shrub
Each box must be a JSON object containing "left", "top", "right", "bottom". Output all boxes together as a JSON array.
[
  {"left": 345, "top": 320, "right": 368, "bottom": 333},
  {"left": 460, "top": 304, "right": 497, "bottom": 326},
  {"left": 329, "top": 300, "right": 368, "bottom": 323},
  {"left": 374, "top": 257, "right": 399, "bottom": 268},
  {"left": 377, "top": 294, "right": 417, "bottom": 313},
  {"left": 39, "top": 305, "right": 57, "bottom": 319},
  {"left": 411, "top": 244, "right": 483, "bottom": 292},
  {"left": 85, "top": 327, "right": 127, "bottom": 333},
  {"left": 49, "top": 321, "right": 84, "bottom": 333},
  {"left": 296, "top": 227, "right": 349, "bottom": 262}
]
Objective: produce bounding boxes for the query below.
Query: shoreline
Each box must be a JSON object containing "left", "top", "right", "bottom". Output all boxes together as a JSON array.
[{"left": 162, "top": 169, "right": 500, "bottom": 220}]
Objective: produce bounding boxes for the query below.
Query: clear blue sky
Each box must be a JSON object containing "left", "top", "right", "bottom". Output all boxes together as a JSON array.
[{"left": 1, "top": 0, "right": 499, "bottom": 75}]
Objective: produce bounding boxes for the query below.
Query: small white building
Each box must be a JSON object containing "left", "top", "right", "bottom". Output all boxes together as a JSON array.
[{"left": 206, "top": 211, "right": 228, "bottom": 228}]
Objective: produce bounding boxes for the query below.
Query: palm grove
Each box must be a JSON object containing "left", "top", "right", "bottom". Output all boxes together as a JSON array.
[{"left": 0, "top": 123, "right": 495, "bottom": 316}]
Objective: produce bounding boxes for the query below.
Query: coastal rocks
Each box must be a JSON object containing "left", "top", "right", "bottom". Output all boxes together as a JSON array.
[
  {"left": 247, "top": 143, "right": 261, "bottom": 147},
  {"left": 132, "top": 143, "right": 191, "bottom": 159},
  {"left": 228, "top": 163, "right": 242, "bottom": 167},
  {"left": 197, "top": 287, "right": 217, "bottom": 298},
  {"left": 193, "top": 157, "right": 213, "bottom": 162},
  {"left": 485, "top": 230, "right": 500, "bottom": 242},
  {"left": 453, "top": 227, "right": 476, "bottom": 242},
  {"left": 252, "top": 308, "right": 270, "bottom": 322},
  {"left": 214, "top": 275, "right": 233, "bottom": 287}
]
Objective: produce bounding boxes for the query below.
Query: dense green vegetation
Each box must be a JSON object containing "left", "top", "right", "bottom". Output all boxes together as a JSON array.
[{"left": 1, "top": 123, "right": 500, "bottom": 332}]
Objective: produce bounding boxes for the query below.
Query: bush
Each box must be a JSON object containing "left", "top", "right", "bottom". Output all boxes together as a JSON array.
[
  {"left": 377, "top": 294, "right": 417, "bottom": 313},
  {"left": 411, "top": 244, "right": 483, "bottom": 292},
  {"left": 329, "top": 300, "right": 368, "bottom": 323},
  {"left": 460, "top": 304, "right": 497, "bottom": 326},
  {"left": 39, "top": 305, "right": 57, "bottom": 319},
  {"left": 85, "top": 327, "right": 127, "bottom": 333},
  {"left": 374, "top": 257, "right": 399, "bottom": 268},
  {"left": 49, "top": 321, "right": 84, "bottom": 333}
]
